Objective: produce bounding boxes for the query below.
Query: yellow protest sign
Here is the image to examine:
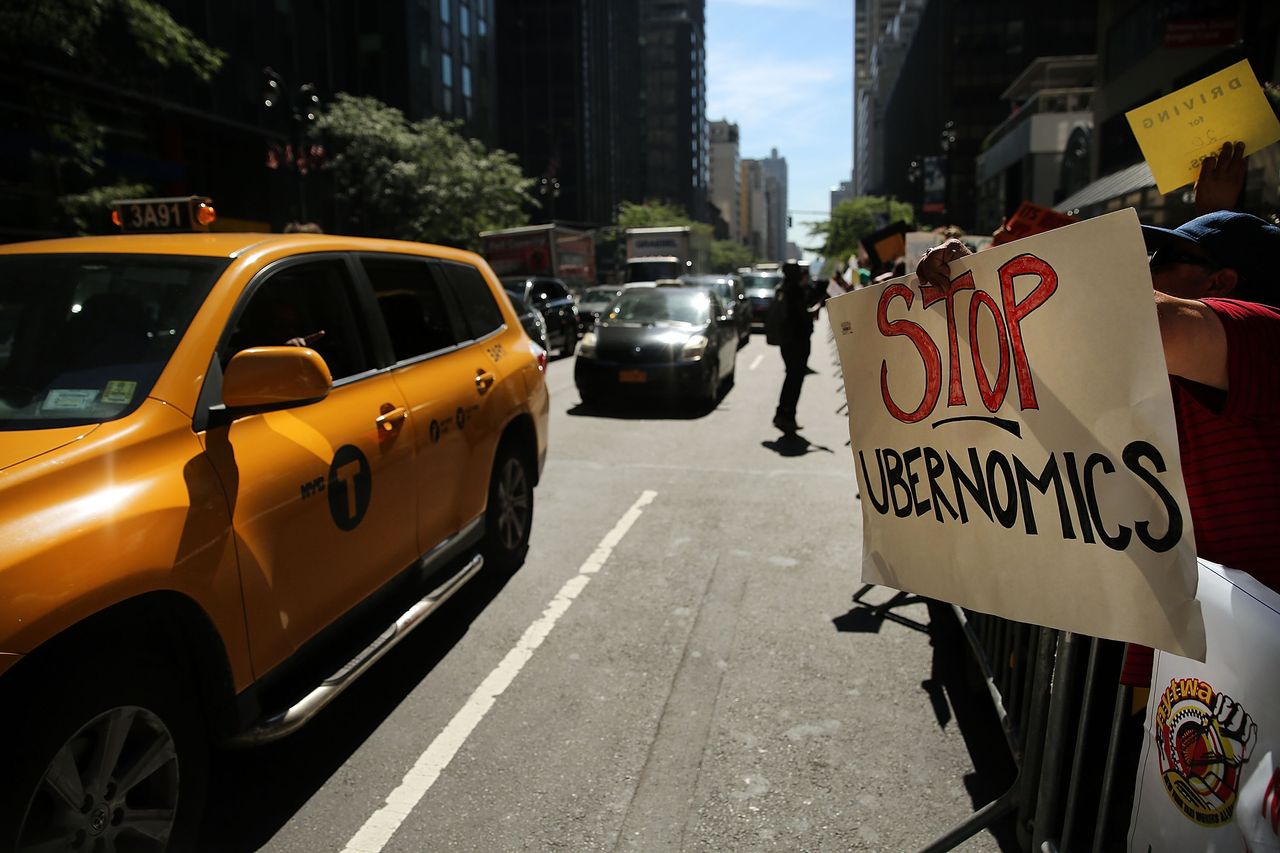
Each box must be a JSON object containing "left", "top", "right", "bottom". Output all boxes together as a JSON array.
[{"left": 1125, "top": 59, "right": 1280, "bottom": 194}]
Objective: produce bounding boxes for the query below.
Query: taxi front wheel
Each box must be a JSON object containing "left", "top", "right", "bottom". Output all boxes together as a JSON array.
[
  {"left": 0, "top": 650, "right": 208, "bottom": 853},
  {"left": 482, "top": 443, "right": 533, "bottom": 573}
]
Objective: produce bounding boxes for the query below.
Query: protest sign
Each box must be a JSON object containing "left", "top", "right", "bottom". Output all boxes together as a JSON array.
[
  {"left": 826, "top": 208, "right": 1205, "bottom": 659},
  {"left": 1125, "top": 59, "right": 1280, "bottom": 194},
  {"left": 992, "top": 202, "right": 1078, "bottom": 247},
  {"left": 1128, "top": 560, "right": 1280, "bottom": 852},
  {"left": 861, "top": 221, "right": 909, "bottom": 270}
]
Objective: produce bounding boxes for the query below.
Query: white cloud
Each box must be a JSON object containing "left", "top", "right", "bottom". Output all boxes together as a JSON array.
[{"left": 707, "top": 44, "right": 845, "bottom": 152}]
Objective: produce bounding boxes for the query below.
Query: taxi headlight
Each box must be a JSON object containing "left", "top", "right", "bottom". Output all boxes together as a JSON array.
[
  {"left": 579, "top": 330, "right": 598, "bottom": 358},
  {"left": 681, "top": 334, "right": 708, "bottom": 360}
]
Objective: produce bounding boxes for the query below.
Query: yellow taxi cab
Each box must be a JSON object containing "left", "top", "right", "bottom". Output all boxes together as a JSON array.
[{"left": 0, "top": 198, "right": 549, "bottom": 850}]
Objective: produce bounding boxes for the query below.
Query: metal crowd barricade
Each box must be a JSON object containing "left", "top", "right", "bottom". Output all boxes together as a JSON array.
[
  {"left": 920, "top": 610, "right": 1140, "bottom": 853},
  {"left": 823, "top": 323, "right": 1143, "bottom": 853}
]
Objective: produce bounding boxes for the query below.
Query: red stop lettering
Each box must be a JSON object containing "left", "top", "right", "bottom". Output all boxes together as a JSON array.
[
  {"left": 877, "top": 283, "right": 941, "bottom": 423},
  {"left": 999, "top": 254, "right": 1057, "bottom": 411}
]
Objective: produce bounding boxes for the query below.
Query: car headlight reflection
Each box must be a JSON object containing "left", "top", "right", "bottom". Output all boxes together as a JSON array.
[
  {"left": 681, "top": 334, "right": 708, "bottom": 360},
  {"left": 579, "top": 330, "right": 598, "bottom": 358}
]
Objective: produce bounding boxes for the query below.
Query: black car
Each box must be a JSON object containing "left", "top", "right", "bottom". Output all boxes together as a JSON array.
[
  {"left": 575, "top": 285, "right": 622, "bottom": 334},
  {"left": 741, "top": 270, "right": 783, "bottom": 327},
  {"left": 574, "top": 286, "right": 737, "bottom": 408},
  {"left": 506, "top": 290, "right": 550, "bottom": 355},
  {"left": 681, "top": 274, "right": 751, "bottom": 346},
  {"left": 502, "top": 275, "right": 579, "bottom": 357}
]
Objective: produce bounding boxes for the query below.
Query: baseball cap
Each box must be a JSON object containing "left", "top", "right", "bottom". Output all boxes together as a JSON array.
[{"left": 1141, "top": 211, "right": 1280, "bottom": 299}]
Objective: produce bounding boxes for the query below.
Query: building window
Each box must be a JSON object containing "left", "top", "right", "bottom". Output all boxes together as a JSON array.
[
  {"left": 460, "top": 5, "right": 470, "bottom": 36},
  {"left": 462, "top": 65, "right": 472, "bottom": 97},
  {"left": 440, "top": 0, "right": 449, "bottom": 24},
  {"left": 419, "top": 41, "right": 429, "bottom": 68},
  {"left": 441, "top": 52, "right": 453, "bottom": 87}
]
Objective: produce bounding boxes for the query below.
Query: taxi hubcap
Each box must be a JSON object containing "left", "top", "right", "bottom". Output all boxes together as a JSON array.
[
  {"left": 19, "top": 706, "right": 179, "bottom": 852},
  {"left": 496, "top": 457, "right": 530, "bottom": 550}
]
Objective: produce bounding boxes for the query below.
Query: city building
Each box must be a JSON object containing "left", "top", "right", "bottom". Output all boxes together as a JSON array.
[
  {"left": 640, "top": 0, "right": 709, "bottom": 220},
  {"left": 830, "top": 180, "right": 855, "bottom": 210},
  {"left": 854, "top": 0, "right": 925, "bottom": 197},
  {"left": 872, "top": 0, "right": 1098, "bottom": 229},
  {"left": 0, "top": 0, "right": 499, "bottom": 239},
  {"left": 493, "top": 0, "right": 642, "bottom": 225},
  {"left": 974, "top": 55, "right": 1096, "bottom": 232},
  {"left": 740, "top": 159, "right": 768, "bottom": 258},
  {"left": 709, "top": 120, "right": 741, "bottom": 241},
  {"left": 761, "top": 148, "right": 788, "bottom": 263},
  {"left": 1056, "top": 1, "right": 1280, "bottom": 226}
]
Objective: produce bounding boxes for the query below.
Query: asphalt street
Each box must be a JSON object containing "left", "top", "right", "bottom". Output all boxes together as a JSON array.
[{"left": 199, "top": 324, "right": 1016, "bottom": 852}]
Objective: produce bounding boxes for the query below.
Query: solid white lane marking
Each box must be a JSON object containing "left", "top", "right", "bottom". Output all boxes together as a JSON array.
[
  {"left": 342, "top": 490, "right": 659, "bottom": 853},
  {"left": 748, "top": 354, "right": 764, "bottom": 371}
]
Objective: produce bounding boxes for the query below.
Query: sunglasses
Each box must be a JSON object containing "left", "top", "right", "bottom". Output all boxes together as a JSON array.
[{"left": 1148, "top": 247, "right": 1220, "bottom": 272}]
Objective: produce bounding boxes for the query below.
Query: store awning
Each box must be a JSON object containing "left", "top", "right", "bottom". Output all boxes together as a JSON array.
[{"left": 1055, "top": 161, "right": 1155, "bottom": 213}]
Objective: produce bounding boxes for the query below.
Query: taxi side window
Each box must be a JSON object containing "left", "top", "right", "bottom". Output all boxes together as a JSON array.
[
  {"left": 439, "top": 262, "right": 504, "bottom": 340},
  {"left": 359, "top": 255, "right": 465, "bottom": 361},
  {"left": 224, "top": 260, "right": 374, "bottom": 381}
]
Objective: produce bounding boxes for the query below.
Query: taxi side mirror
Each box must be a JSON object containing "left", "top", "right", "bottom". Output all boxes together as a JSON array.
[{"left": 222, "top": 346, "right": 332, "bottom": 411}]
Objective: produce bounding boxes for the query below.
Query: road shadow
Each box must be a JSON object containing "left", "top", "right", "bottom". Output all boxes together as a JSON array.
[
  {"left": 566, "top": 397, "right": 719, "bottom": 421},
  {"left": 919, "top": 600, "right": 1021, "bottom": 852},
  {"left": 831, "top": 587, "right": 929, "bottom": 634},
  {"left": 196, "top": 561, "right": 524, "bottom": 852},
  {"left": 761, "top": 432, "right": 833, "bottom": 456}
]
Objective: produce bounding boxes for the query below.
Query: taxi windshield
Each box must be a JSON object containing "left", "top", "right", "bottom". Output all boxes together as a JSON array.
[
  {"left": 0, "top": 253, "right": 227, "bottom": 430},
  {"left": 606, "top": 289, "right": 710, "bottom": 326}
]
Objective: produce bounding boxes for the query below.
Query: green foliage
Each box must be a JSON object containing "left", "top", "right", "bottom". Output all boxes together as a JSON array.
[
  {"left": 615, "top": 199, "right": 713, "bottom": 241},
  {"left": 616, "top": 200, "right": 694, "bottom": 229},
  {"left": 710, "top": 240, "right": 754, "bottom": 273},
  {"left": 59, "top": 181, "right": 152, "bottom": 234},
  {"left": 0, "top": 0, "right": 225, "bottom": 181},
  {"left": 809, "top": 196, "right": 915, "bottom": 266},
  {"left": 317, "top": 93, "right": 535, "bottom": 249}
]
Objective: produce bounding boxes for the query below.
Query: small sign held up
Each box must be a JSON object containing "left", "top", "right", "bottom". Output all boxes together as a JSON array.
[
  {"left": 827, "top": 209, "right": 1205, "bottom": 659},
  {"left": 1125, "top": 59, "right": 1280, "bottom": 194}
]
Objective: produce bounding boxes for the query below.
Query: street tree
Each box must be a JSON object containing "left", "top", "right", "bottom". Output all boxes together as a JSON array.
[
  {"left": 710, "top": 239, "right": 754, "bottom": 273},
  {"left": 809, "top": 195, "right": 915, "bottom": 267},
  {"left": 0, "top": 0, "right": 224, "bottom": 183},
  {"left": 318, "top": 93, "right": 535, "bottom": 249}
]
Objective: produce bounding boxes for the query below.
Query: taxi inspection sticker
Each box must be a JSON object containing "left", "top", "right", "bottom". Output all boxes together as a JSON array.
[
  {"left": 101, "top": 381, "right": 137, "bottom": 405},
  {"left": 327, "top": 445, "right": 372, "bottom": 531},
  {"left": 42, "top": 389, "right": 98, "bottom": 411}
]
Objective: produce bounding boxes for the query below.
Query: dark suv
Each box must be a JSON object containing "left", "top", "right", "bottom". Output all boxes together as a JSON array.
[{"left": 502, "top": 276, "right": 580, "bottom": 357}]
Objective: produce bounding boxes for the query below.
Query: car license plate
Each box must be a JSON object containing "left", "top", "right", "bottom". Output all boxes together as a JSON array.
[{"left": 619, "top": 369, "right": 648, "bottom": 383}]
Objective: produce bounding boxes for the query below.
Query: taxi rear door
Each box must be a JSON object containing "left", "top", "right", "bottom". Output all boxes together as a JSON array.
[
  {"left": 354, "top": 253, "right": 475, "bottom": 559},
  {"left": 202, "top": 255, "right": 417, "bottom": 677}
]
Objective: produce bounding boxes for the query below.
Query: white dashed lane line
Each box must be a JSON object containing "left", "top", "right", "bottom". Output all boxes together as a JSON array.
[{"left": 342, "top": 490, "right": 660, "bottom": 853}]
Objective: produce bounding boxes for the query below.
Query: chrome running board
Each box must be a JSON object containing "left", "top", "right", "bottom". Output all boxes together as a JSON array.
[{"left": 231, "top": 551, "right": 485, "bottom": 745}]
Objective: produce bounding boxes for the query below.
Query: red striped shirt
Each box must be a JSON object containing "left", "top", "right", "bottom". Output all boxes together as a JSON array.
[
  {"left": 1172, "top": 298, "right": 1280, "bottom": 593},
  {"left": 1122, "top": 299, "right": 1279, "bottom": 687}
]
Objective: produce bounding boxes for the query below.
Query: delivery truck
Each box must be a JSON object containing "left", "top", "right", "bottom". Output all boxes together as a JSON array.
[
  {"left": 624, "top": 225, "right": 711, "bottom": 282},
  {"left": 479, "top": 223, "right": 596, "bottom": 293}
]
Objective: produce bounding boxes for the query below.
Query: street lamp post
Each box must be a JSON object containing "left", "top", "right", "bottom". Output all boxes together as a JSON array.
[
  {"left": 539, "top": 176, "right": 561, "bottom": 223},
  {"left": 263, "top": 67, "right": 321, "bottom": 223}
]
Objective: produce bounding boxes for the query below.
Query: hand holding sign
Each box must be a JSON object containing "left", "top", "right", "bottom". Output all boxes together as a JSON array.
[
  {"left": 1126, "top": 60, "right": 1280, "bottom": 194},
  {"left": 1194, "top": 141, "right": 1247, "bottom": 216}
]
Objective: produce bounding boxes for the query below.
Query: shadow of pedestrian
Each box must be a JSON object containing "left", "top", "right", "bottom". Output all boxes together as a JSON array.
[{"left": 761, "top": 433, "right": 833, "bottom": 456}]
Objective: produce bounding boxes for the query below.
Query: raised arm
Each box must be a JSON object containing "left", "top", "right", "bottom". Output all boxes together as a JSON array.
[{"left": 1154, "top": 291, "right": 1228, "bottom": 390}]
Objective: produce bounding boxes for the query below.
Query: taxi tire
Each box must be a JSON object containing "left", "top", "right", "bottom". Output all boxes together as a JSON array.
[
  {"left": 0, "top": 649, "right": 208, "bottom": 853},
  {"left": 482, "top": 442, "right": 534, "bottom": 574}
]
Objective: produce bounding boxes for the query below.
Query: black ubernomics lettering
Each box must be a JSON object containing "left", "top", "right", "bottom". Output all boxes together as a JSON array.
[{"left": 857, "top": 440, "right": 1183, "bottom": 554}]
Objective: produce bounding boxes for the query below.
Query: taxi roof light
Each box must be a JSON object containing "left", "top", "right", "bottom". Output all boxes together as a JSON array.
[{"left": 196, "top": 202, "right": 217, "bottom": 226}]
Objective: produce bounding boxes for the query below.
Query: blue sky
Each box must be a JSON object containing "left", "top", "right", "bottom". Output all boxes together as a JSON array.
[{"left": 706, "top": 0, "right": 854, "bottom": 260}]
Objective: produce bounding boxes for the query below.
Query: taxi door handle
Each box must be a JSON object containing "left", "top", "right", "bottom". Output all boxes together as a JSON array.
[
  {"left": 376, "top": 405, "right": 408, "bottom": 432},
  {"left": 475, "top": 370, "right": 495, "bottom": 393}
]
